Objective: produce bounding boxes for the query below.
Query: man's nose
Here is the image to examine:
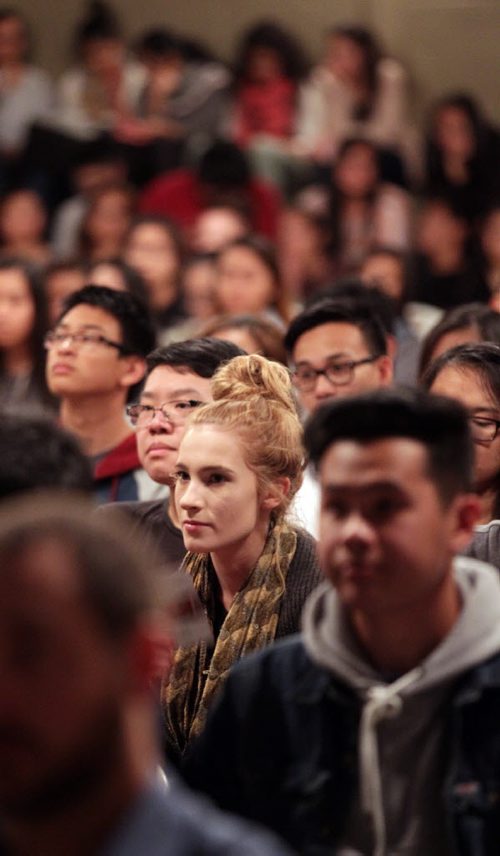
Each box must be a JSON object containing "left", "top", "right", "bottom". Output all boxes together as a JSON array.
[
  {"left": 341, "top": 511, "right": 376, "bottom": 547},
  {"left": 148, "top": 410, "right": 174, "bottom": 433},
  {"left": 314, "top": 372, "right": 338, "bottom": 400}
]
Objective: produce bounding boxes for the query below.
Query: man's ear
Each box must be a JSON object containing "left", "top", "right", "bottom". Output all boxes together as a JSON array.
[
  {"left": 119, "top": 356, "right": 146, "bottom": 391},
  {"left": 448, "top": 492, "right": 482, "bottom": 554},
  {"left": 261, "top": 477, "right": 291, "bottom": 511},
  {"left": 377, "top": 351, "right": 394, "bottom": 387}
]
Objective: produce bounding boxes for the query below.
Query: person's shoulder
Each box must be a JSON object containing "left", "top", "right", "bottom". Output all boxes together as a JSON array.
[
  {"left": 229, "top": 634, "right": 318, "bottom": 690},
  {"left": 110, "top": 779, "right": 291, "bottom": 855},
  {"left": 463, "top": 521, "right": 500, "bottom": 570},
  {"left": 163, "top": 779, "right": 292, "bottom": 854}
]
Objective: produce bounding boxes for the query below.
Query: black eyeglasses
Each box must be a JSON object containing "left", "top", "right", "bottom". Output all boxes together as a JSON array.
[
  {"left": 127, "top": 399, "right": 203, "bottom": 428},
  {"left": 44, "top": 330, "right": 129, "bottom": 354},
  {"left": 469, "top": 415, "right": 500, "bottom": 443},
  {"left": 293, "top": 356, "right": 381, "bottom": 391}
]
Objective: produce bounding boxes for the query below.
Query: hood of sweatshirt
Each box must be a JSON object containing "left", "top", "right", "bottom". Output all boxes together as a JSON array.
[{"left": 302, "top": 556, "right": 500, "bottom": 856}]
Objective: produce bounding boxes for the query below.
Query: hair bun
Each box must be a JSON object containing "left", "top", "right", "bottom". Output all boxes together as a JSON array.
[{"left": 211, "top": 354, "right": 295, "bottom": 414}]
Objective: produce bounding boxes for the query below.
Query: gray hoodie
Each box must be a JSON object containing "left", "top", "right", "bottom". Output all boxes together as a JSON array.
[{"left": 302, "top": 556, "right": 500, "bottom": 856}]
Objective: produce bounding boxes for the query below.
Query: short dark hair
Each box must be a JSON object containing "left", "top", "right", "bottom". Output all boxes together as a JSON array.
[
  {"left": 315, "top": 278, "right": 397, "bottom": 335},
  {"left": 284, "top": 297, "right": 387, "bottom": 357},
  {"left": 0, "top": 493, "right": 157, "bottom": 640},
  {"left": 59, "top": 285, "right": 156, "bottom": 358},
  {"left": 198, "top": 141, "right": 251, "bottom": 189},
  {"left": 421, "top": 343, "right": 500, "bottom": 410},
  {"left": 146, "top": 337, "right": 246, "bottom": 379},
  {"left": 418, "top": 303, "right": 500, "bottom": 378},
  {"left": 304, "top": 387, "right": 474, "bottom": 503},
  {"left": 0, "top": 416, "right": 92, "bottom": 500}
]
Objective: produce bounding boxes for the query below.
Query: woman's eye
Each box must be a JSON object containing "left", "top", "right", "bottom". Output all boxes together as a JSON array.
[
  {"left": 208, "top": 473, "right": 226, "bottom": 485},
  {"left": 174, "top": 470, "right": 189, "bottom": 482}
]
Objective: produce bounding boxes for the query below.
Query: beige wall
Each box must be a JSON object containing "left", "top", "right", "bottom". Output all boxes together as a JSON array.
[{"left": 17, "top": 0, "right": 500, "bottom": 122}]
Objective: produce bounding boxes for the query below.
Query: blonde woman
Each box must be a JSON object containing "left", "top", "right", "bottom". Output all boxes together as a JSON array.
[{"left": 163, "top": 354, "right": 321, "bottom": 760}]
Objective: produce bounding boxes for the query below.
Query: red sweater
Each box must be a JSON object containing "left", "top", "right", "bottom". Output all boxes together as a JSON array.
[
  {"left": 138, "top": 169, "right": 281, "bottom": 239},
  {"left": 234, "top": 77, "right": 297, "bottom": 146}
]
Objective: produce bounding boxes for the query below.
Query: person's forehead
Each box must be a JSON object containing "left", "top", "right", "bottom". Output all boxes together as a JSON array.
[
  {"left": 293, "top": 321, "right": 369, "bottom": 362},
  {"left": 431, "top": 364, "right": 496, "bottom": 408},
  {"left": 319, "top": 437, "right": 430, "bottom": 487},
  {"left": 57, "top": 303, "right": 121, "bottom": 336},
  {"left": 142, "top": 365, "right": 212, "bottom": 399}
]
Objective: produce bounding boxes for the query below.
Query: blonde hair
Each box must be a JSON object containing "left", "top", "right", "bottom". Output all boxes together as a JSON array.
[{"left": 187, "top": 354, "right": 304, "bottom": 519}]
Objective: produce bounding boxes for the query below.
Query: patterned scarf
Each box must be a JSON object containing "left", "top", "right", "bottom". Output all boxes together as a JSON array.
[{"left": 162, "top": 518, "right": 297, "bottom": 759}]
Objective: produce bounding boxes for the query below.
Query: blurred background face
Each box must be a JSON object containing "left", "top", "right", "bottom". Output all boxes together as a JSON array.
[
  {"left": 85, "top": 190, "right": 133, "bottom": 254},
  {"left": 429, "top": 364, "right": 500, "bottom": 487},
  {"left": 417, "top": 202, "right": 466, "bottom": 255},
  {"left": 325, "top": 34, "right": 366, "bottom": 81},
  {"left": 215, "top": 246, "right": 277, "bottom": 315},
  {"left": 246, "top": 46, "right": 283, "bottom": 82},
  {"left": 209, "top": 325, "right": 257, "bottom": 354},
  {"left": 45, "top": 268, "right": 86, "bottom": 326},
  {"left": 1, "top": 191, "right": 46, "bottom": 245},
  {"left": 86, "top": 263, "right": 126, "bottom": 293},
  {"left": 360, "top": 254, "right": 404, "bottom": 304},
  {"left": 482, "top": 210, "right": 500, "bottom": 265},
  {"left": 191, "top": 208, "right": 248, "bottom": 254},
  {"left": 125, "top": 223, "right": 179, "bottom": 310},
  {"left": 182, "top": 259, "right": 216, "bottom": 320},
  {"left": 0, "top": 268, "right": 34, "bottom": 352},
  {"left": 335, "top": 144, "right": 378, "bottom": 198},
  {"left": 434, "top": 105, "right": 476, "bottom": 160},
  {"left": 82, "top": 37, "right": 123, "bottom": 75},
  {"left": 428, "top": 324, "right": 480, "bottom": 364},
  {"left": 0, "top": 15, "right": 27, "bottom": 65}
]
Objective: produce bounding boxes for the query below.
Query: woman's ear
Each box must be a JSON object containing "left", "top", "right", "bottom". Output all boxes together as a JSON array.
[{"left": 261, "top": 477, "right": 291, "bottom": 511}]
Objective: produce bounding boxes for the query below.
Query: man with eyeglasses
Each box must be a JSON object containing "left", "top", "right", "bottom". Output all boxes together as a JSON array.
[
  {"left": 99, "top": 338, "right": 245, "bottom": 565},
  {"left": 285, "top": 297, "right": 393, "bottom": 535},
  {"left": 45, "top": 285, "right": 161, "bottom": 504}
]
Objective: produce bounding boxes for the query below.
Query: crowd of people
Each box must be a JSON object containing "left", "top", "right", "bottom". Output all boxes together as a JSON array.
[{"left": 1, "top": 1, "right": 500, "bottom": 854}]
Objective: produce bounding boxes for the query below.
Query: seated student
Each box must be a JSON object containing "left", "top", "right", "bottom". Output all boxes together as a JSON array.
[
  {"left": 44, "top": 284, "right": 161, "bottom": 503},
  {"left": 295, "top": 138, "right": 411, "bottom": 277},
  {"left": 162, "top": 354, "right": 322, "bottom": 763},
  {"left": 101, "top": 338, "right": 244, "bottom": 563},
  {"left": 77, "top": 182, "right": 135, "bottom": 262},
  {"left": 423, "top": 93, "right": 500, "bottom": 223},
  {"left": 418, "top": 302, "right": 500, "bottom": 379},
  {"left": 124, "top": 215, "right": 185, "bottom": 341},
  {"left": 295, "top": 24, "right": 417, "bottom": 179},
  {"left": 423, "top": 343, "right": 500, "bottom": 524},
  {"left": 213, "top": 235, "right": 293, "bottom": 325},
  {"left": 0, "top": 189, "right": 52, "bottom": 266},
  {"left": 0, "top": 493, "right": 292, "bottom": 856},
  {"left": 0, "top": 258, "right": 54, "bottom": 415},
  {"left": 55, "top": 1, "right": 144, "bottom": 140},
  {"left": 138, "top": 140, "right": 282, "bottom": 241},
  {"left": 116, "top": 28, "right": 230, "bottom": 158},
  {"left": 284, "top": 296, "right": 393, "bottom": 535},
  {"left": 0, "top": 9, "right": 54, "bottom": 188},
  {"left": 51, "top": 138, "right": 128, "bottom": 259},
  {"left": 360, "top": 246, "right": 421, "bottom": 384},
  {"left": 413, "top": 196, "right": 489, "bottom": 310},
  {"left": 183, "top": 388, "right": 500, "bottom": 856}
]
